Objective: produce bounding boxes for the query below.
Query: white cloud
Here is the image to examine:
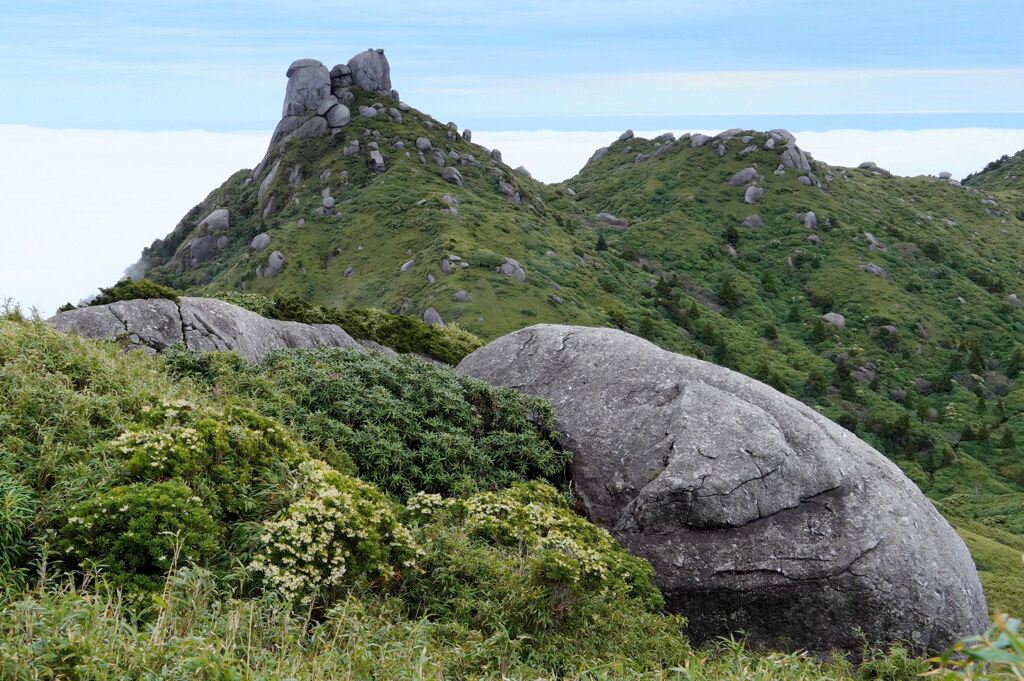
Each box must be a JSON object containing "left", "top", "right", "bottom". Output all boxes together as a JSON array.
[
  {"left": 2, "top": 124, "right": 1022, "bottom": 317},
  {"left": 0, "top": 126, "right": 267, "bottom": 317}
]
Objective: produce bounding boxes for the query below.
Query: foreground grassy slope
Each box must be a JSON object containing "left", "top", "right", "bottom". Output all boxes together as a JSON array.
[{"left": 2, "top": 313, "right": 953, "bottom": 679}]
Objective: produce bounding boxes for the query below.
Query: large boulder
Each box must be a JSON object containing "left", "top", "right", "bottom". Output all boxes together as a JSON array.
[
  {"left": 456, "top": 324, "right": 987, "bottom": 653},
  {"left": 282, "top": 59, "right": 331, "bottom": 117},
  {"left": 49, "top": 297, "right": 364, "bottom": 361},
  {"left": 347, "top": 48, "right": 391, "bottom": 94}
]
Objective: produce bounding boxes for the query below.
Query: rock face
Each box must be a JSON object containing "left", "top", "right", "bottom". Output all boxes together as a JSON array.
[
  {"left": 49, "top": 297, "right": 364, "bottom": 362},
  {"left": 282, "top": 59, "right": 331, "bottom": 117},
  {"left": 457, "top": 324, "right": 988, "bottom": 654},
  {"left": 347, "top": 49, "right": 391, "bottom": 94}
]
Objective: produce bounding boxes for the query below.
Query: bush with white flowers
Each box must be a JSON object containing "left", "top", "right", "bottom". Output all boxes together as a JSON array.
[{"left": 251, "top": 461, "right": 421, "bottom": 604}]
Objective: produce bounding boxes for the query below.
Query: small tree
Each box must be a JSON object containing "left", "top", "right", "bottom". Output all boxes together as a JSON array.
[{"left": 717, "top": 276, "right": 740, "bottom": 308}]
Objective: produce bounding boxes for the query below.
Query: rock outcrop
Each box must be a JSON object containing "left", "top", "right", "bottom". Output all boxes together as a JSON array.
[
  {"left": 457, "top": 324, "right": 988, "bottom": 654},
  {"left": 49, "top": 297, "right": 364, "bottom": 361}
]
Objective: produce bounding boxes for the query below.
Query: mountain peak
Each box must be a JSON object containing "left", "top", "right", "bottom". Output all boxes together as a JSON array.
[{"left": 270, "top": 49, "right": 396, "bottom": 151}]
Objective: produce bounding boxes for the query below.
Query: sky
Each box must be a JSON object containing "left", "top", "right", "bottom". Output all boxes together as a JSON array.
[{"left": 1, "top": 0, "right": 1023, "bottom": 315}]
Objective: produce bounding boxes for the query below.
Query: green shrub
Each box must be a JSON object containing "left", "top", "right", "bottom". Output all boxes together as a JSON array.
[
  {"left": 0, "top": 471, "right": 35, "bottom": 578},
  {"left": 89, "top": 279, "right": 180, "bottom": 306},
  {"left": 113, "top": 399, "right": 310, "bottom": 523},
  {"left": 251, "top": 461, "right": 419, "bottom": 604},
  {"left": 407, "top": 482, "right": 663, "bottom": 611},
  {"left": 208, "top": 291, "right": 274, "bottom": 316},
  {"left": 58, "top": 481, "right": 219, "bottom": 593},
  {"left": 239, "top": 348, "right": 567, "bottom": 500}
]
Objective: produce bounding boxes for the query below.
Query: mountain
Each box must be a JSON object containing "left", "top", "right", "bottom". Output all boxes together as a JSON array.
[
  {"left": 121, "top": 50, "right": 1024, "bottom": 615},
  {"left": 965, "top": 147, "right": 1024, "bottom": 193}
]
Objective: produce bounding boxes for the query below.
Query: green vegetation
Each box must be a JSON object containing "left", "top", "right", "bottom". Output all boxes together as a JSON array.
[
  {"left": 212, "top": 291, "right": 483, "bottom": 364},
  {"left": 89, "top": 278, "right": 181, "bottom": 306},
  {"left": 1, "top": 310, "right": 953, "bottom": 678}
]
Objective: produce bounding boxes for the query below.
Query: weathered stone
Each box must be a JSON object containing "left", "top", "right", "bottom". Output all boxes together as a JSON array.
[
  {"left": 803, "top": 211, "right": 818, "bottom": 230},
  {"left": 177, "top": 235, "right": 224, "bottom": 269},
  {"left": 324, "top": 103, "right": 351, "bottom": 128},
  {"left": 618, "top": 129, "right": 634, "bottom": 142},
  {"left": 451, "top": 291, "right": 471, "bottom": 303},
  {"left": 587, "top": 147, "right": 609, "bottom": 165},
  {"left": 456, "top": 324, "right": 987, "bottom": 654},
  {"left": 400, "top": 259, "right": 415, "bottom": 272},
  {"left": 343, "top": 139, "right": 360, "bottom": 157},
  {"left": 259, "top": 250, "right": 285, "bottom": 278},
  {"left": 865, "top": 232, "right": 888, "bottom": 251},
  {"left": 939, "top": 171, "right": 952, "bottom": 179},
  {"left": 250, "top": 233, "right": 271, "bottom": 251},
  {"left": 514, "top": 165, "right": 532, "bottom": 178},
  {"left": 462, "top": 129, "right": 472, "bottom": 141},
  {"left": 358, "top": 105, "right": 377, "bottom": 118},
  {"left": 860, "top": 263, "right": 890, "bottom": 279},
  {"left": 729, "top": 168, "right": 759, "bottom": 186},
  {"left": 741, "top": 214, "right": 765, "bottom": 229},
  {"left": 743, "top": 186, "right": 764, "bottom": 204},
  {"left": 258, "top": 160, "right": 280, "bottom": 202},
  {"left": 442, "top": 167, "right": 464, "bottom": 187},
  {"left": 440, "top": 258, "right": 454, "bottom": 275},
  {"left": 423, "top": 307, "right": 443, "bottom": 326},
  {"left": 347, "top": 48, "right": 391, "bottom": 93},
  {"left": 415, "top": 136, "right": 432, "bottom": 152},
  {"left": 198, "top": 208, "right": 230, "bottom": 232},
  {"left": 343, "top": 266, "right": 355, "bottom": 278},
  {"left": 690, "top": 134, "right": 709, "bottom": 147},
  {"left": 597, "top": 212, "right": 629, "bottom": 229},
  {"left": 497, "top": 257, "right": 527, "bottom": 282},
  {"left": 780, "top": 146, "right": 811, "bottom": 171},
  {"left": 368, "top": 150, "right": 386, "bottom": 173},
  {"left": 823, "top": 312, "right": 846, "bottom": 328},
  {"left": 282, "top": 59, "right": 331, "bottom": 117},
  {"left": 50, "top": 297, "right": 363, "bottom": 361}
]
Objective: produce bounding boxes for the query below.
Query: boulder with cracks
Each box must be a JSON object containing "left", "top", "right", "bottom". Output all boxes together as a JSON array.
[{"left": 456, "top": 324, "right": 987, "bottom": 654}]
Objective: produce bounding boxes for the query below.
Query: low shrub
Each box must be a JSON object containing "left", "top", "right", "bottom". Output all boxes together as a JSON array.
[
  {"left": 251, "top": 461, "right": 420, "bottom": 605},
  {"left": 58, "top": 481, "right": 219, "bottom": 593},
  {"left": 89, "top": 279, "right": 180, "bottom": 306},
  {"left": 245, "top": 348, "right": 567, "bottom": 500}
]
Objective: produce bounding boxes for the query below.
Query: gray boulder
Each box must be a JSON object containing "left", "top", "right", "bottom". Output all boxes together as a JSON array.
[
  {"left": 865, "top": 232, "right": 888, "bottom": 251},
  {"left": 939, "top": 171, "right": 952, "bottom": 179},
  {"left": 358, "top": 105, "right": 377, "bottom": 119},
  {"left": 50, "top": 297, "right": 363, "bottom": 362},
  {"left": 347, "top": 48, "right": 391, "bottom": 94},
  {"left": 743, "top": 186, "right": 764, "bottom": 204},
  {"left": 463, "top": 129, "right": 472, "bottom": 141},
  {"left": 290, "top": 116, "right": 328, "bottom": 141},
  {"left": 325, "top": 103, "right": 351, "bottom": 128},
  {"left": 823, "top": 312, "right": 846, "bottom": 328},
  {"left": 597, "top": 212, "right": 629, "bottom": 229},
  {"left": 728, "top": 168, "right": 759, "bottom": 186},
  {"left": 451, "top": 291, "right": 471, "bottom": 303},
  {"left": 618, "top": 129, "right": 634, "bottom": 142},
  {"left": 258, "top": 250, "right": 286, "bottom": 278},
  {"left": 442, "top": 167, "right": 464, "bottom": 187},
  {"left": 741, "top": 214, "right": 765, "bottom": 229},
  {"left": 497, "top": 257, "right": 527, "bottom": 282},
  {"left": 416, "top": 136, "right": 432, "bottom": 152},
  {"left": 587, "top": 147, "right": 609, "bottom": 165},
  {"left": 803, "top": 211, "right": 818, "bottom": 230},
  {"left": 456, "top": 324, "right": 987, "bottom": 653},
  {"left": 282, "top": 59, "right": 331, "bottom": 117},
  {"left": 780, "top": 146, "right": 812, "bottom": 172},
  {"left": 368, "top": 149, "right": 386, "bottom": 173},
  {"left": 176, "top": 235, "right": 225, "bottom": 269},
  {"left": 860, "top": 263, "right": 890, "bottom": 279},
  {"left": 400, "top": 259, "right": 416, "bottom": 272},
  {"left": 423, "top": 307, "right": 444, "bottom": 326},
  {"left": 690, "top": 134, "right": 709, "bottom": 147},
  {"left": 250, "top": 233, "right": 271, "bottom": 251},
  {"left": 198, "top": 208, "right": 230, "bottom": 232}
]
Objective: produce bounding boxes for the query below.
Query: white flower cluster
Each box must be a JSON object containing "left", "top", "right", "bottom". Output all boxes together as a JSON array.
[{"left": 251, "top": 461, "right": 420, "bottom": 602}]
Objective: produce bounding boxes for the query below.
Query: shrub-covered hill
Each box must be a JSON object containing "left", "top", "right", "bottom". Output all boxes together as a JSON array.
[
  {"left": 553, "top": 131, "right": 1024, "bottom": 612},
  {"left": 129, "top": 86, "right": 641, "bottom": 341},
  {"left": 2, "top": 311, "right": 960, "bottom": 679},
  {"left": 965, "top": 146, "right": 1024, "bottom": 193}
]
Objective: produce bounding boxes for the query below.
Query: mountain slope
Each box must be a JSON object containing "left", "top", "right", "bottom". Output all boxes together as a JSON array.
[{"left": 120, "top": 53, "right": 1024, "bottom": 614}]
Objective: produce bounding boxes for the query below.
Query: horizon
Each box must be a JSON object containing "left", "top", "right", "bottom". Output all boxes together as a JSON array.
[{"left": 2, "top": 1, "right": 1023, "bottom": 315}]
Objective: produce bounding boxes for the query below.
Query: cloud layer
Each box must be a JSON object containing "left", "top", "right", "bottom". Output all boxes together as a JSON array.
[{"left": 2, "top": 124, "right": 1022, "bottom": 317}]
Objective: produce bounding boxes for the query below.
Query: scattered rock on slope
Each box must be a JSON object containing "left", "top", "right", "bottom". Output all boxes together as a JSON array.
[
  {"left": 456, "top": 324, "right": 987, "bottom": 654},
  {"left": 49, "top": 297, "right": 363, "bottom": 361}
]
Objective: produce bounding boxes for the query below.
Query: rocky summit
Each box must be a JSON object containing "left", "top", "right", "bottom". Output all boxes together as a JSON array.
[{"left": 458, "top": 325, "right": 988, "bottom": 653}]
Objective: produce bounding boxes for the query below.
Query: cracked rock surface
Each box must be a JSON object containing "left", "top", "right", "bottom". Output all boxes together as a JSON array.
[
  {"left": 457, "top": 324, "right": 987, "bottom": 653},
  {"left": 49, "top": 297, "right": 363, "bottom": 362}
]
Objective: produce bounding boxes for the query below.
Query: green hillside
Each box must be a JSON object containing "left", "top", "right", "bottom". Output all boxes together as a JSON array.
[
  {"left": 965, "top": 147, "right": 1024, "bottom": 192},
  {"left": 121, "top": 108, "right": 1024, "bottom": 618}
]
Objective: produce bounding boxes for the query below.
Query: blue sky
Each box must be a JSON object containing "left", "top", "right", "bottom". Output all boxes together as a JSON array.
[
  {"left": 3, "top": 0, "right": 1024, "bottom": 316},
  {"left": 3, "top": 0, "right": 1022, "bottom": 132}
]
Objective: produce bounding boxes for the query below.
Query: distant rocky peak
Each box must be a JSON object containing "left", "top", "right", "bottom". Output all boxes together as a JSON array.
[{"left": 268, "top": 49, "right": 396, "bottom": 153}]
